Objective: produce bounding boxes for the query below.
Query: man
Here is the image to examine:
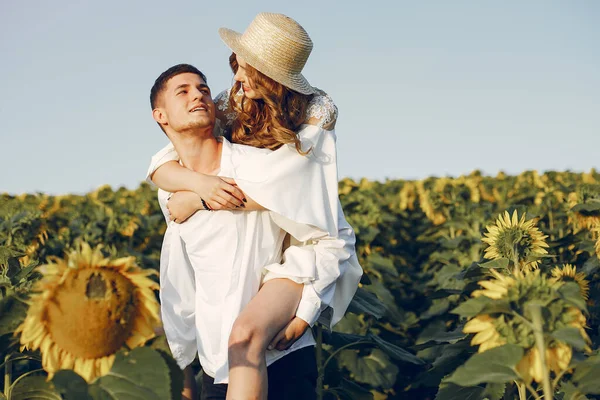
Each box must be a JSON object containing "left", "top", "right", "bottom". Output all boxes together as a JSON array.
[{"left": 148, "top": 64, "right": 361, "bottom": 400}]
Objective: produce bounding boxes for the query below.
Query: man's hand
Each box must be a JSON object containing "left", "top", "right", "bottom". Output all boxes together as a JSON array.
[
  {"left": 267, "top": 317, "right": 310, "bottom": 351},
  {"left": 167, "top": 191, "right": 203, "bottom": 223}
]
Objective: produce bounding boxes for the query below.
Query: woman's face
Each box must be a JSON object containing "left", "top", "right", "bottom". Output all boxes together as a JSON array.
[{"left": 234, "top": 55, "right": 262, "bottom": 99}]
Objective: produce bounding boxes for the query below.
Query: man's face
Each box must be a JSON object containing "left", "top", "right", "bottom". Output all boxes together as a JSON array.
[{"left": 154, "top": 72, "right": 215, "bottom": 133}]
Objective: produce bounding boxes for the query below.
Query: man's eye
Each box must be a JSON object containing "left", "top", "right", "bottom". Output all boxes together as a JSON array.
[{"left": 177, "top": 91, "right": 187, "bottom": 95}]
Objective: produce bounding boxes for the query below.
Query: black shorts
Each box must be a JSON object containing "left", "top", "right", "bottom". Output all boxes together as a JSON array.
[{"left": 200, "top": 346, "right": 317, "bottom": 400}]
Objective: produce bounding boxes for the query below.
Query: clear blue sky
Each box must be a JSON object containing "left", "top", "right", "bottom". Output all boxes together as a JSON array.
[{"left": 1, "top": 0, "right": 599, "bottom": 195}]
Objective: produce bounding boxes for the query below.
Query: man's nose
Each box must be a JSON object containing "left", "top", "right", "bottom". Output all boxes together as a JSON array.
[{"left": 190, "top": 88, "right": 202, "bottom": 101}]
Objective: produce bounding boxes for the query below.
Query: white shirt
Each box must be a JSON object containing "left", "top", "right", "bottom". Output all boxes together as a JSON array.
[{"left": 157, "top": 138, "right": 317, "bottom": 383}]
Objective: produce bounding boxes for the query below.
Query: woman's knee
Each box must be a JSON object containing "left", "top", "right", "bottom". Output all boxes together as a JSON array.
[{"left": 228, "top": 318, "right": 269, "bottom": 352}]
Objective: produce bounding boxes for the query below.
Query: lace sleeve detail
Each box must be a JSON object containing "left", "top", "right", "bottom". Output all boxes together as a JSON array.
[
  {"left": 214, "top": 89, "right": 237, "bottom": 129},
  {"left": 305, "top": 88, "right": 338, "bottom": 129}
]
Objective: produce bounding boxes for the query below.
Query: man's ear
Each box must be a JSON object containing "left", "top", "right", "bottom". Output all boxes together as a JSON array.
[{"left": 152, "top": 108, "right": 168, "bottom": 126}]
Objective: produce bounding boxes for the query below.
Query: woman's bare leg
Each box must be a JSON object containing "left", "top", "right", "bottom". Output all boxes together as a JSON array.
[
  {"left": 182, "top": 365, "right": 197, "bottom": 400},
  {"left": 226, "top": 278, "right": 303, "bottom": 400}
]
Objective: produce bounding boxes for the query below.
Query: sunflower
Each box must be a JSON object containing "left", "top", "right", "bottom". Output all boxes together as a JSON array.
[
  {"left": 568, "top": 184, "right": 600, "bottom": 231},
  {"left": 463, "top": 314, "right": 506, "bottom": 352},
  {"left": 16, "top": 243, "right": 160, "bottom": 382},
  {"left": 464, "top": 268, "right": 586, "bottom": 383},
  {"left": 550, "top": 264, "right": 589, "bottom": 300},
  {"left": 399, "top": 182, "right": 417, "bottom": 211},
  {"left": 416, "top": 181, "right": 446, "bottom": 225},
  {"left": 481, "top": 210, "right": 549, "bottom": 271},
  {"left": 471, "top": 269, "right": 516, "bottom": 299}
]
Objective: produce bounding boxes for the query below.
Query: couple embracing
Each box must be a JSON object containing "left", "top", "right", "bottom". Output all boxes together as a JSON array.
[{"left": 147, "top": 13, "right": 362, "bottom": 400}]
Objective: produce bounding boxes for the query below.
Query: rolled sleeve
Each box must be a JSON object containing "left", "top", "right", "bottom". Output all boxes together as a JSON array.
[{"left": 146, "top": 142, "right": 179, "bottom": 186}]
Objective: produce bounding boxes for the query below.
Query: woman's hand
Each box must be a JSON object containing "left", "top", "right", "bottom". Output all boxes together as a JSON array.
[
  {"left": 167, "top": 191, "right": 203, "bottom": 223},
  {"left": 267, "top": 317, "right": 310, "bottom": 351},
  {"left": 192, "top": 176, "right": 246, "bottom": 211}
]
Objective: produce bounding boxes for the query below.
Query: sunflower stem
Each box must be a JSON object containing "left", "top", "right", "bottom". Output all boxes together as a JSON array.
[
  {"left": 516, "top": 381, "right": 527, "bottom": 400},
  {"left": 525, "top": 381, "right": 543, "bottom": 400},
  {"left": 4, "top": 355, "right": 11, "bottom": 398},
  {"left": 552, "top": 368, "right": 568, "bottom": 389},
  {"left": 529, "top": 304, "right": 553, "bottom": 400},
  {"left": 316, "top": 324, "right": 323, "bottom": 400}
]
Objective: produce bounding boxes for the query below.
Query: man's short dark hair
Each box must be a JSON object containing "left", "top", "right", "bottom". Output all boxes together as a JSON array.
[{"left": 150, "top": 64, "right": 207, "bottom": 109}]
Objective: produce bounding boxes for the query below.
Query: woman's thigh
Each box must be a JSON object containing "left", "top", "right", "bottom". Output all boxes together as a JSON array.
[{"left": 233, "top": 278, "right": 303, "bottom": 343}]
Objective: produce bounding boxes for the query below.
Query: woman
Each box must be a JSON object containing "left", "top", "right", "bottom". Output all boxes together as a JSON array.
[{"left": 148, "top": 13, "right": 360, "bottom": 400}]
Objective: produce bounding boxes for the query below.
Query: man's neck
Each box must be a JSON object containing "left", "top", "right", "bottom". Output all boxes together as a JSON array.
[{"left": 168, "top": 128, "right": 222, "bottom": 174}]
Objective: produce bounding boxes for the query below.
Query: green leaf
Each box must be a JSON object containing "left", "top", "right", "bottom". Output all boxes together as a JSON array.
[
  {"left": 155, "top": 349, "right": 184, "bottom": 400},
  {"left": 572, "top": 354, "right": 600, "bottom": 394},
  {"left": 52, "top": 370, "right": 92, "bottom": 400},
  {"left": 558, "top": 381, "right": 587, "bottom": 400},
  {"left": 89, "top": 347, "right": 173, "bottom": 399},
  {"left": 368, "top": 333, "right": 426, "bottom": 365},
  {"left": 571, "top": 203, "right": 600, "bottom": 213},
  {"left": 11, "top": 260, "right": 40, "bottom": 285},
  {"left": 0, "top": 295, "right": 28, "bottom": 336},
  {"left": 552, "top": 327, "right": 587, "bottom": 351},
  {"left": 0, "top": 247, "right": 24, "bottom": 268},
  {"left": 430, "top": 289, "right": 463, "bottom": 299},
  {"left": 415, "top": 326, "right": 467, "bottom": 348},
  {"left": 10, "top": 375, "right": 62, "bottom": 400},
  {"left": 435, "top": 382, "right": 485, "bottom": 400},
  {"left": 446, "top": 344, "right": 523, "bottom": 386},
  {"left": 558, "top": 282, "right": 588, "bottom": 312},
  {"left": 479, "top": 258, "right": 509, "bottom": 270},
  {"left": 365, "top": 254, "right": 398, "bottom": 277},
  {"left": 337, "top": 348, "right": 399, "bottom": 389},
  {"left": 347, "top": 286, "right": 386, "bottom": 319},
  {"left": 422, "top": 298, "right": 451, "bottom": 320},
  {"left": 322, "top": 330, "right": 369, "bottom": 348},
  {"left": 333, "top": 378, "right": 374, "bottom": 400},
  {"left": 482, "top": 382, "right": 506, "bottom": 400},
  {"left": 451, "top": 296, "right": 492, "bottom": 318}
]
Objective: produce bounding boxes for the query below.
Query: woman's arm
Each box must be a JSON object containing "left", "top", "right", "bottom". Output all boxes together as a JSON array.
[{"left": 151, "top": 161, "right": 246, "bottom": 210}]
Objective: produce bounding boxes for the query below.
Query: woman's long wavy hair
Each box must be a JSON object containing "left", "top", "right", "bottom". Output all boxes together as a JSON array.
[{"left": 228, "top": 53, "right": 313, "bottom": 154}]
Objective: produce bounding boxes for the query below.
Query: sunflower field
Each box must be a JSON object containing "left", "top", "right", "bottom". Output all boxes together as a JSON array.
[{"left": 2, "top": 169, "right": 600, "bottom": 400}]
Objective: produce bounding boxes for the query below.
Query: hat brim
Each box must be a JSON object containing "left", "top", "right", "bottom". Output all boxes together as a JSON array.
[{"left": 218, "top": 27, "right": 315, "bottom": 95}]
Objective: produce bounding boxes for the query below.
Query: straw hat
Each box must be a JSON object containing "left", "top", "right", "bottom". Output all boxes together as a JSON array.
[{"left": 218, "top": 13, "right": 316, "bottom": 95}]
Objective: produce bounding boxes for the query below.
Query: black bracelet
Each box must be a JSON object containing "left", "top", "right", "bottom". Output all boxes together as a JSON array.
[{"left": 201, "top": 198, "right": 213, "bottom": 211}]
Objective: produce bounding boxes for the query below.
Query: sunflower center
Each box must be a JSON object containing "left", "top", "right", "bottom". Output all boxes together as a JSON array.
[
  {"left": 45, "top": 268, "right": 138, "bottom": 359},
  {"left": 497, "top": 228, "right": 534, "bottom": 260}
]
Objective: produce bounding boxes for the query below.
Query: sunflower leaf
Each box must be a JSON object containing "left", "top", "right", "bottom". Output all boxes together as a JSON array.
[
  {"left": 572, "top": 354, "right": 600, "bottom": 394},
  {"left": 478, "top": 258, "right": 509, "bottom": 270},
  {"left": 90, "top": 347, "right": 173, "bottom": 400},
  {"left": 551, "top": 327, "right": 587, "bottom": 351},
  {"left": 445, "top": 344, "right": 523, "bottom": 386},
  {"left": 52, "top": 370, "right": 92, "bottom": 400},
  {"left": 346, "top": 286, "right": 387, "bottom": 319},
  {"left": 558, "top": 381, "right": 587, "bottom": 400},
  {"left": 10, "top": 375, "right": 62, "bottom": 400},
  {"left": 337, "top": 348, "right": 399, "bottom": 389},
  {"left": 558, "top": 282, "right": 588, "bottom": 312},
  {"left": 0, "top": 294, "right": 28, "bottom": 336},
  {"left": 451, "top": 296, "right": 492, "bottom": 318},
  {"left": 482, "top": 382, "right": 506, "bottom": 400},
  {"left": 368, "top": 333, "right": 426, "bottom": 365},
  {"left": 435, "top": 382, "right": 485, "bottom": 400}
]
